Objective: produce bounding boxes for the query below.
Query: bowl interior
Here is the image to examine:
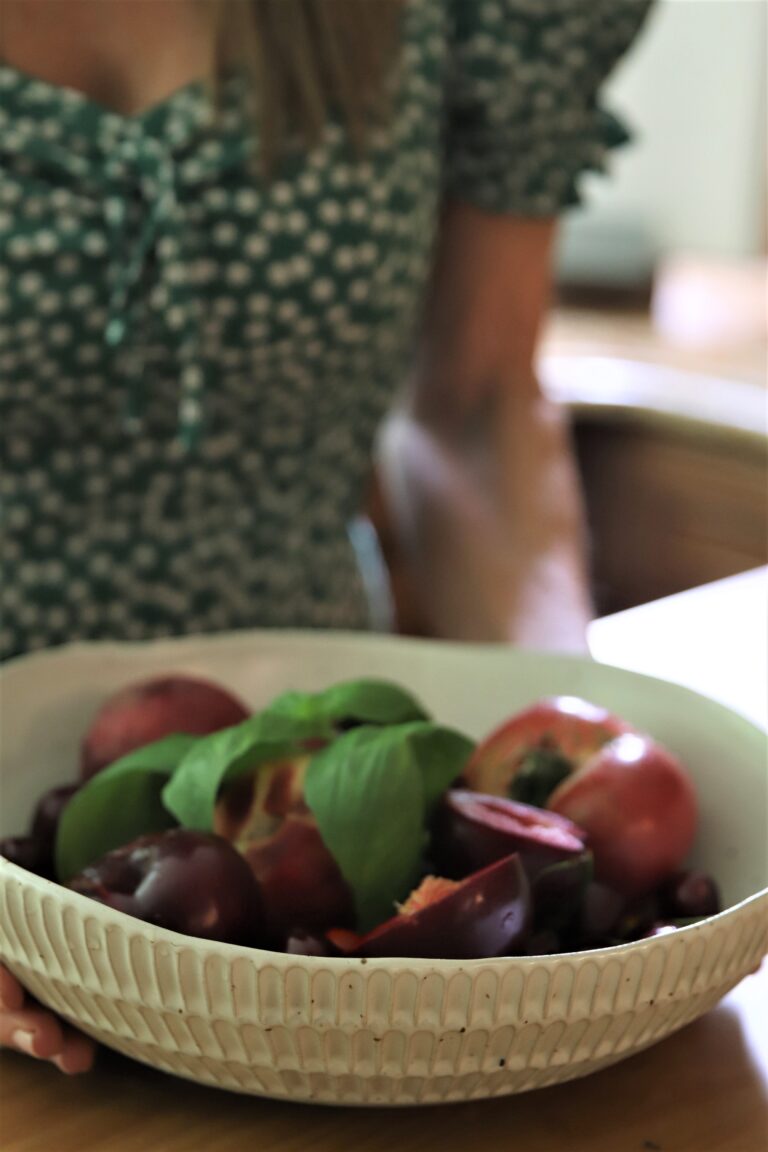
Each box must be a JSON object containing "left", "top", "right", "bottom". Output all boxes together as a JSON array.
[{"left": 1, "top": 632, "right": 766, "bottom": 907}]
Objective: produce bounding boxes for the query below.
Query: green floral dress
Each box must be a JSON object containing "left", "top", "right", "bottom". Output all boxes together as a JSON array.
[{"left": 0, "top": 0, "right": 650, "bottom": 661}]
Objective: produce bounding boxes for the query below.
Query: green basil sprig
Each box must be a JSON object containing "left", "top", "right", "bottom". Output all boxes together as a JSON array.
[
  {"left": 267, "top": 679, "right": 430, "bottom": 729},
  {"left": 55, "top": 734, "right": 196, "bottom": 881},
  {"left": 161, "top": 710, "right": 320, "bottom": 830},
  {"left": 304, "top": 724, "right": 474, "bottom": 932},
  {"left": 55, "top": 678, "right": 463, "bottom": 934},
  {"left": 161, "top": 678, "right": 431, "bottom": 830}
]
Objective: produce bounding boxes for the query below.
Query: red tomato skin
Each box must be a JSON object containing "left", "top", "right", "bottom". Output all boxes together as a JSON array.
[
  {"left": 349, "top": 855, "right": 531, "bottom": 960},
  {"left": 81, "top": 675, "right": 250, "bottom": 778},
  {"left": 431, "top": 789, "right": 587, "bottom": 881},
  {"left": 464, "top": 696, "right": 631, "bottom": 796},
  {"left": 547, "top": 733, "right": 698, "bottom": 898}
]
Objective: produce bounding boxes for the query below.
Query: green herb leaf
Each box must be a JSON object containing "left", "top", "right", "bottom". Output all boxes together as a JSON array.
[
  {"left": 161, "top": 710, "right": 321, "bottom": 830},
  {"left": 269, "top": 679, "right": 430, "bottom": 728},
  {"left": 304, "top": 723, "right": 474, "bottom": 932},
  {"left": 55, "top": 734, "right": 195, "bottom": 882},
  {"left": 409, "top": 726, "right": 475, "bottom": 811},
  {"left": 161, "top": 682, "right": 430, "bottom": 835},
  {"left": 509, "top": 749, "right": 572, "bottom": 809}
]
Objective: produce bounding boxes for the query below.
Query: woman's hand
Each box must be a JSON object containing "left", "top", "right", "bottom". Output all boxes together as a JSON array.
[{"left": 0, "top": 965, "right": 95, "bottom": 1074}]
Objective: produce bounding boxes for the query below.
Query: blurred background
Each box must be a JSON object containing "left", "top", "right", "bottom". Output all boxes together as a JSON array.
[{"left": 541, "top": 0, "right": 767, "bottom": 616}]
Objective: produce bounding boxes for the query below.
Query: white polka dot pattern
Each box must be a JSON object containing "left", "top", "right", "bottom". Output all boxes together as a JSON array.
[{"left": 0, "top": 0, "right": 650, "bottom": 659}]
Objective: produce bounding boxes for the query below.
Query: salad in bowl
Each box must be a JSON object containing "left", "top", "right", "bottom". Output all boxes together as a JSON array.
[
  {"left": 3, "top": 674, "right": 717, "bottom": 961},
  {"left": 1, "top": 633, "right": 765, "bottom": 1105}
]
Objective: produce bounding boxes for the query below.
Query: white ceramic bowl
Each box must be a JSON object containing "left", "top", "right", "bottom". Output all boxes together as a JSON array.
[{"left": 1, "top": 632, "right": 766, "bottom": 1106}]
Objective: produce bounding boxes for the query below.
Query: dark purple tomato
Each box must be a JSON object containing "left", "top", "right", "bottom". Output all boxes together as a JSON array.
[
  {"left": 31, "top": 783, "right": 80, "bottom": 857},
  {"left": 523, "top": 929, "right": 562, "bottom": 956},
  {"left": 348, "top": 855, "right": 531, "bottom": 960},
  {"left": 1, "top": 783, "right": 80, "bottom": 879},
  {"left": 578, "top": 881, "right": 626, "bottom": 947},
  {"left": 432, "top": 790, "right": 587, "bottom": 883},
  {"left": 659, "top": 870, "right": 721, "bottom": 920},
  {"left": 240, "top": 816, "right": 355, "bottom": 947},
  {"left": 69, "top": 829, "right": 264, "bottom": 946},
  {"left": 615, "top": 893, "right": 661, "bottom": 942},
  {"left": 529, "top": 852, "right": 593, "bottom": 932},
  {"left": 0, "top": 835, "right": 51, "bottom": 878}
]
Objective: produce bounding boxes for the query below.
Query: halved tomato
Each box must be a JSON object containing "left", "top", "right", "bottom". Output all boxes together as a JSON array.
[
  {"left": 431, "top": 789, "right": 587, "bottom": 881},
  {"left": 465, "top": 698, "right": 698, "bottom": 898},
  {"left": 464, "top": 696, "right": 631, "bottom": 808},
  {"left": 338, "top": 855, "right": 530, "bottom": 959}
]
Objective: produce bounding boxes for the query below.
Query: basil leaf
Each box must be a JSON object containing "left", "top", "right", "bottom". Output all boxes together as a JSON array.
[
  {"left": 408, "top": 727, "right": 475, "bottom": 812},
  {"left": 304, "top": 723, "right": 474, "bottom": 932},
  {"left": 55, "top": 734, "right": 195, "bottom": 882},
  {"left": 160, "top": 680, "right": 425, "bottom": 835},
  {"left": 161, "top": 710, "right": 321, "bottom": 830},
  {"left": 269, "top": 679, "right": 429, "bottom": 728},
  {"left": 509, "top": 749, "right": 572, "bottom": 809}
]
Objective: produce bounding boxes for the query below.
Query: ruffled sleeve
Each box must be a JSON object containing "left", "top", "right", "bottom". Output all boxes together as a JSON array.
[{"left": 445, "top": 0, "right": 653, "bottom": 215}]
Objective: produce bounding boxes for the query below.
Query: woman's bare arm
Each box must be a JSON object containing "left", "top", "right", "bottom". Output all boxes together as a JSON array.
[{"left": 374, "top": 202, "right": 593, "bottom": 649}]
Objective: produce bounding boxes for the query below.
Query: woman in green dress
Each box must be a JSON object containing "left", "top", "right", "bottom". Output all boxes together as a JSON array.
[{"left": 0, "top": 0, "right": 651, "bottom": 1070}]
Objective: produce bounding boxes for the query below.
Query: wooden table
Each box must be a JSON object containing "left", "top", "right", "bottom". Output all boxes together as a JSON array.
[
  {"left": 545, "top": 256, "right": 768, "bottom": 389},
  {"left": 2, "top": 572, "right": 767, "bottom": 1152}
]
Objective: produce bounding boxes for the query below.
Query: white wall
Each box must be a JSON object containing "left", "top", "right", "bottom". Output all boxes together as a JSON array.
[{"left": 572, "top": 0, "right": 767, "bottom": 258}]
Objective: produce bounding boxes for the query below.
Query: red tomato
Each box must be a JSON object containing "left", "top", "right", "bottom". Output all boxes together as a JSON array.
[
  {"left": 464, "top": 696, "right": 631, "bottom": 805},
  {"left": 548, "top": 732, "right": 698, "bottom": 898},
  {"left": 465, "top": 697, "right": 699, "bottom": 898},
  {"left": 81, "top": 675, "right": 250, "bottom": 778}
]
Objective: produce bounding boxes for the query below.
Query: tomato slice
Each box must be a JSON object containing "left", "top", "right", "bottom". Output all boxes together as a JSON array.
[
  {"left": 346, "top": 855, "right": 531, "bottom": 960},
  {"left": 431, "top": 789, "right": 587, "bottom": 881}
]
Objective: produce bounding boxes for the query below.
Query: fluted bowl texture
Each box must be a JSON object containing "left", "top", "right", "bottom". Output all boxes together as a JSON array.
[{"left": 1, "top": 632, "right": 766, "bottom": 1106}]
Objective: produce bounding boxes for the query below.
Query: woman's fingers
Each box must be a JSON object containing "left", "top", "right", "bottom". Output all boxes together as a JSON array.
[
  {"left": 52, "top": 1029, "right": 96, "bottom": 1075},
  {"left": 0, "top": 1004, "right": 66, "bottom": 1060},
  {"left": 0, "top": 1004, "right": 96, "bottom": 1073},
  {"left": 0, "top": 966, "right": 96, "bottom": 1074},
  {"left": 0, "top": 966, "right": 26, "bottom": 1012}
]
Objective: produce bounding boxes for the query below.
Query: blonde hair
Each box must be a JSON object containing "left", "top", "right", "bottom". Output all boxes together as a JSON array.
[{"left": 213, "top": 0, "right": 404, "bottom": 174}]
